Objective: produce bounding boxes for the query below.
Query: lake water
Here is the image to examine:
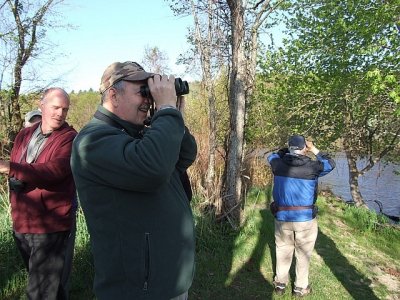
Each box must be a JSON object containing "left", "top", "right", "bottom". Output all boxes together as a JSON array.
[{"left": 319, "top": 152, "right": 400, "bottom": 218}]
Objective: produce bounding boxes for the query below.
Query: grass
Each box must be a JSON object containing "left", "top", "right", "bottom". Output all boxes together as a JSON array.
[{"left": 1, "top": 189, "right": 399, "bottom": 299}]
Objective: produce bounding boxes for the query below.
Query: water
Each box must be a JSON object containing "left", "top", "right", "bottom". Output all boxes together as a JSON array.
[{"left": 319, "top": 153, "right": 400, "bottom": 218}]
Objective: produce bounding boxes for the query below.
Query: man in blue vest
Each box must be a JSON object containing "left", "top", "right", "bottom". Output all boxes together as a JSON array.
[{"left": 267, "top": 135, "right": 335, "bottom": 297}]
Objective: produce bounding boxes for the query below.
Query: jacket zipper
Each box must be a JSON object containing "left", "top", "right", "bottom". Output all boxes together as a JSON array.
[{"left": 143, "top": 232, "right": 150, "bottom": 291}]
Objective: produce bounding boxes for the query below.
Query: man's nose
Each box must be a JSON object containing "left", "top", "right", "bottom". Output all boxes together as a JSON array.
[{"left": 56, "top": 108, "right": 64, "bottom": 116}]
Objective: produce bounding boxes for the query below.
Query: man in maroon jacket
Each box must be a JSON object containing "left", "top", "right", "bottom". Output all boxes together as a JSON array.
[{"left": 0, "top": 87, "right": 77, "bottom": 300}]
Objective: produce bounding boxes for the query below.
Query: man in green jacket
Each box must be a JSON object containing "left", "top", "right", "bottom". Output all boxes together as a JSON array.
[{"left": 71, "top": 61, "right": 197, "bottom": 300}]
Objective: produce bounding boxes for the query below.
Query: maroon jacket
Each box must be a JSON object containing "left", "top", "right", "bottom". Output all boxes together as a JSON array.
[{"left": 9, "top": 122, "right": 77, "bottom": 233}]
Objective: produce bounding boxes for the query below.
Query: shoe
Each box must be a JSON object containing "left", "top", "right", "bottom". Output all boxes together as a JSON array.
[
  {"left": 273, "top": 281, "right": 286, "bottom": 295},
  {"left": 293, "top": 285, "right": 312, "bottom": 297}
]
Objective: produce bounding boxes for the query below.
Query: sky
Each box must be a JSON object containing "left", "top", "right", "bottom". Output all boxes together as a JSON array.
[
  {"left": 27, "top": 0, "right": 194, "bottom": 93},
  {"left": 7, "top": 0, "right": 282, "bottom": 94}
]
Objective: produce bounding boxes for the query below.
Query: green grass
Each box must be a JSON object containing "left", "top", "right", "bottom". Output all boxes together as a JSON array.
[{"left": 1, "top": 189, "right": 399, "bottom": 299}]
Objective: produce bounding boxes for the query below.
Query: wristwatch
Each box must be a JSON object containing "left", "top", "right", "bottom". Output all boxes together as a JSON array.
[{"left": 157, "top": 104, "right": 177, "bottom": 111}]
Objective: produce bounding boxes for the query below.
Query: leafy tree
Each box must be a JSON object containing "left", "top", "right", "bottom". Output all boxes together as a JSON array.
[
  {"left": 169, "top": 0, "right": 284, "bottom": 226},
  {"left": 0, "top": 0, "right": 67, "bottom": 147},
  {"left": 169, "top": 0, "right": 231, "bottom": 213},
  {"left": 258, "top": 0, "right": 400, "bottom": 207},
  {"left": 68, "top": 90, "right": 100, "bottom": 131},
  {"left": 141, "top": 45, "right": 171, "bottom": 74}
]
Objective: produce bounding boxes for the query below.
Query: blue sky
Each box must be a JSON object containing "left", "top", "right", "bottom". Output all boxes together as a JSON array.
[
  {"left": 14, "top": 0, "right": 282, "bottom": 93},
  {"left": 38, "top": 0, "right": 193, "bottom": 92}
]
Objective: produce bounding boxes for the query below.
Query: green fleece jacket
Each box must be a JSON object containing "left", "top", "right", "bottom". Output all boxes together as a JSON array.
[{"left": 71, "top": 105, "right": 197, "bottom": 300}]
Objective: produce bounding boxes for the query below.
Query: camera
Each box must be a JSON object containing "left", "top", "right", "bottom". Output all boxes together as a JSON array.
[
  {"left": 140, "top": 78, "right": 189, "bottom": 98},
  {"left": 9, "top": 177, "right": 25, "bottom": 192}
]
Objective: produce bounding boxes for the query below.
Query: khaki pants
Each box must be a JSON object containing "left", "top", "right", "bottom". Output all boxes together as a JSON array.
[{"left": 274, "top": 218, "right": 318, "bottom": 289}]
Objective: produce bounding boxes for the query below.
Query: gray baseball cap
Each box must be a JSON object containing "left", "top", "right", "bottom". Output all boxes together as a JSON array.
[{"left": 24, "top": 110, "right": 42, "bottom": 123}]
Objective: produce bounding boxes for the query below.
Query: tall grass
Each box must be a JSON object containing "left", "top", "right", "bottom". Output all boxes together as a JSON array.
[
  {"left": 1, "top": 189, "right": 399, "bottom": 299},
  {"left": 0, "top": 188, "right": 27, "bottom": 299},
  {"left": 69, "top": 207, "right": 95, "bottom": 299}
]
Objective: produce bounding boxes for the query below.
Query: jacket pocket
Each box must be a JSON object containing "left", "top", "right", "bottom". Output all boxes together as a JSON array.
[{"left": 143, "top": 232, "right": 151, "bottom": 291}]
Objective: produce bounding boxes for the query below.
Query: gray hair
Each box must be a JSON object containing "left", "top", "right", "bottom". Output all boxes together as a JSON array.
[{"left": 101, "top": 80, "right": 126, "bottom": 104}]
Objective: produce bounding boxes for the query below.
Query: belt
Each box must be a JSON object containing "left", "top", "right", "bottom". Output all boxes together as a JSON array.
[{"left": 277, "top": 205, "right": 314, "bottom": 211}]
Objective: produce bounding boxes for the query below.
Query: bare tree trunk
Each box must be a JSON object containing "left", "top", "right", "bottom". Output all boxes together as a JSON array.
[
  {"left": 343, "top": 140, "right": 368, "bottom": 208},
  {"left": 344, "top": 148, "right": 368, "bottom": 208},
  {"left": 9, "top": 57, "right": 23, "bottom": 142},
  {"left": 223, "top": 0, "right": 246, "bottom": 226},
  {"left": 4, "top": 0, "right": 56, "bottom": 146},
  {"left": 205, "top": 86, "right": 217, "bottom": 199},
  {"left": 190, "top": 0, "right": 221, "bottom": 210}
]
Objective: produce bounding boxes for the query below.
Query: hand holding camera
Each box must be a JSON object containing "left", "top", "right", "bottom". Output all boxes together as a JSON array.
[{"left": 9, "top": 177, "right": 26, "bottom": 192}]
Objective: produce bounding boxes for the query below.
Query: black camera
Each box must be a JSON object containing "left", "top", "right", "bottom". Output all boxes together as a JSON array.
[
  {"left": 9, "top": 177, "right": 25, "bottom": 192},
  {"left": 140, "top": 78, "right": 189, "bottom": 98}
]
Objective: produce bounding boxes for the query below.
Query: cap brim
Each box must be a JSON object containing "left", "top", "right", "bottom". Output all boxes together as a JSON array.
[{"left": 122, "top": 72, "right": 155, "bottom": 82}]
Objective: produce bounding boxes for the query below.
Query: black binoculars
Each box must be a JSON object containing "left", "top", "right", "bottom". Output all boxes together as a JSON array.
[{"left": 140, "top": 78, "right": 189, "bottom": 99}]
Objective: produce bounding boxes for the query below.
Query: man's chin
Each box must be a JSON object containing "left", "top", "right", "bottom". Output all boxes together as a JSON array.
[
  {"left": 51, "top": 121, "right": 64, "bottom": 130},
  {"left": 129, "top": 116, "right": 146, "bottom": 126}
]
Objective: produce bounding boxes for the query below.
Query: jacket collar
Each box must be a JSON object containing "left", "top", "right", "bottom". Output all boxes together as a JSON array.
[
  {"left": 24, "top": 121, "right": 72, "bottom": 139},
  {"left": 17, "top": 121, "right": 75, "bottom": 163},
  {"left": 96, "top": 105, "right": 144, "bottom": 138},
  {"left": 283, "top": 153, "right": 311, "bottom": 166}
]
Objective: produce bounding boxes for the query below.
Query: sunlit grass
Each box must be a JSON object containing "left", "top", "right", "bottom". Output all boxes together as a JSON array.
[{"left": 1, "top": 189, "right": 399, "bottom": 299}]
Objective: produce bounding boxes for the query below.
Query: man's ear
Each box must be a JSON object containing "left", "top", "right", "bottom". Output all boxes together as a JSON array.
[{"left": 108, "top": 88, "right": 119, "bottom": 108}]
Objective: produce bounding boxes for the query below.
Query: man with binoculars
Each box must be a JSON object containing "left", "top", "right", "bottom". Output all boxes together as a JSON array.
[{"left": 71, "top": 61, "right": 197, "bottom": 300}]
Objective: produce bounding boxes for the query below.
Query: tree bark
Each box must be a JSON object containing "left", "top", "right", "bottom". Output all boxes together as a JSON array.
[
  {"left": 4, "top": 0, "right": 56, "bottom": 146},
  {"left": 344, "top": 144, "right": 368, "bottom": 208},
  {"left": 205, "top": 86, "right": 217, "bottom": 201},
  {"left": 223, "top": 0, "right": 246, "bottom": 226},
  {"left": 190, "top": 0, "right": 219, "bottom": 208}
]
